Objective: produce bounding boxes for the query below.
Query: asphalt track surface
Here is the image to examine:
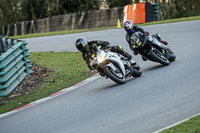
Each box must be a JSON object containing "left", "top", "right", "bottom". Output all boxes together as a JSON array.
[{"left": 1, "top": 20, "right": 200, "bottom": 133}]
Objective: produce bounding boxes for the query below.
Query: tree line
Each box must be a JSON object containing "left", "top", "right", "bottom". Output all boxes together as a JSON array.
[
  {"left": 0, "top": 0, "right": 199, "bottom": 27},
  {"left": 148, "top": 0, "right": 200, "bottom": 20},
  {"left": 0, "top": 0, "right": 132, "bottom": 27}
]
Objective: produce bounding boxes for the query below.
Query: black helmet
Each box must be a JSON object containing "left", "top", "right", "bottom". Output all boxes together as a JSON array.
[{"left": 75, "top": 37, "right": 89, "bottom": 52}]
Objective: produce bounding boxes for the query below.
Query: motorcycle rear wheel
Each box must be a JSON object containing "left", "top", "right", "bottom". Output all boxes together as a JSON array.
[
  {"left": 104, "top": 66, "right": 126, "bottom": 84},
  {"left": 150, "top": 49, "right": 170, "bottom": 66},
  {"left": 132, "top": 64, "right": 142, "bottom": 77}
]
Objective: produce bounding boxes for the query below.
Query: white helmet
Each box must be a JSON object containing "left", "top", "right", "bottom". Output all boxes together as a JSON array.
[{"left": 123, "top": 20, "right": 134, "bottom": 33}]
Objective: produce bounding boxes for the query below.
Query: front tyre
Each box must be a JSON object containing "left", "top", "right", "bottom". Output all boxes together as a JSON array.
[
  {"left": 166, "top": 48, "right": 176, "bottom": 61},
  {"left": 104, "top": 66, "right": 126, "bottom": 84}
]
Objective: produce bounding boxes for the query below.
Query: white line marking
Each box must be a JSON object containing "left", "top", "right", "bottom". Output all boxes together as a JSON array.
[
  {"left": 153, "top": 112, "right": 200, "bottom": 133},
  {"left": 0, "top": 74, "right": 100, "bottom": 119}
]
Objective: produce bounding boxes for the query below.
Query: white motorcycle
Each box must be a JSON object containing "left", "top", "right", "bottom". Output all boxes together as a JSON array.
[{"left": 90, "top": 46, "right": 142, "bottom": 84}]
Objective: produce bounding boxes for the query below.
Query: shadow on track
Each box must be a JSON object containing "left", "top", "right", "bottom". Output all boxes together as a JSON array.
[
  {"left": 97, "top": 83, "right": 119, "bottom": 91},
  {"left": 93, "top": 62, "right": 177, "bottom": 91},
  {"left": 142, "top": 64, "right": 165, "bottom": 72}
]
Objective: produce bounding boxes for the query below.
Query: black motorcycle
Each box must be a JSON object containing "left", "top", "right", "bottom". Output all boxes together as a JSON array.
[{"left": 130, "top": 32, "right": 176, "bottom": 66}]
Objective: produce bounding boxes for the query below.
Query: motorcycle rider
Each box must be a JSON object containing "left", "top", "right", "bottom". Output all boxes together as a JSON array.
[
  {"left": 75, "top": 37, "right": 135, "bottom": 70},
  {"left": 123, "top": 20, "right": 168, "bottom": 57}
]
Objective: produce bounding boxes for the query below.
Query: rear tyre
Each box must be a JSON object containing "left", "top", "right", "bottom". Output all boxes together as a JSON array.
[
  {"left": 132, "top": 64, "right": 142, "bottom": 77},
  {"left": 104, "top": 66, "right": 126, "bottom": 84},
  {"left": 150, "top": 49, "right": 170, "bottom": 66}
]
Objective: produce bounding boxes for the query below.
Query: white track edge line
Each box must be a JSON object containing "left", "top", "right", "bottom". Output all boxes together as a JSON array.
[
  {"left": 153, "top": 112, "right": 200, "bottom": 133},
  {"left": 0, "top": 74, "right": 100, "bottom": 119}
]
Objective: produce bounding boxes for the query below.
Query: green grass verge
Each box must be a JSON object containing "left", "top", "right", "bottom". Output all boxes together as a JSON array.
[
  {"left": 138, "top": 16, "right": 200, "bottom": 26},
  {"left": 10, "top": 16, "right": 200, "bottom": 39},
  {"left": 0, "top": 52, "right": 94, "bottom": 114},
  {"left": 161, "top": 115, "right": 200, "bottom": 133}
]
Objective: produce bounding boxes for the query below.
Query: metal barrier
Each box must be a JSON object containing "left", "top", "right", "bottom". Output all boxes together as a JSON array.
[{"left": 0, "top": 38, "right": 32, "bottom": 97}]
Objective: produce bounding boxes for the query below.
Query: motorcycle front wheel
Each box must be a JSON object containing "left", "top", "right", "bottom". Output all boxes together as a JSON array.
[
  {"left": 104, "top": 66, "right": 126, "bottom": 84},
  {"left": 166, "top": 48, "right": 176, "bottom": 61}
]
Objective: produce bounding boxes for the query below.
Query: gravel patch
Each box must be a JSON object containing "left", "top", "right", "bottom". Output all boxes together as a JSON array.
[{"left": 0, "top": 62, "right": 53, "bottom": 102}]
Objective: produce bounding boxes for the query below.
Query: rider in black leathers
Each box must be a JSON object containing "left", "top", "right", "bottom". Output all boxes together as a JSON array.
[
  {"left": 123, "top": 20, "right": 168, "bottom": 56},
  {"left": 75, "top": 37, "right": 134, "bottom": 70}
]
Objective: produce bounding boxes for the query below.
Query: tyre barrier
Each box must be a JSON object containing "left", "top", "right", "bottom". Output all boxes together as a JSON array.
[
  {"left": 0, "top": 35, "right": 18, "bottom": 54},
  {"left": 0, "top": 38, "right": 32, "bottom": 97}
]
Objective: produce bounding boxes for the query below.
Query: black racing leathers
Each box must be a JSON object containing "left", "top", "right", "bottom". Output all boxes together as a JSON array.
[
  {"left": 82, "top": 40, "right": 132, "bottom": 70},
  {"left": 125, "top": 25, "right": 146, "bottom": 53}
]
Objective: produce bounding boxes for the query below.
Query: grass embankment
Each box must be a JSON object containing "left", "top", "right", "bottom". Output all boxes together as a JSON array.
[
  {"left": 139, "top": 15, "right": 200, "bottom": 26},
  {"left": 10, "top": 16, "right": 200, "bottom": 39},
  {"left": 0, "top": 52, "right": 94, "bottom": 114},
  {"left": 161, "top": 115, "right": 200, "bottom": 133}
]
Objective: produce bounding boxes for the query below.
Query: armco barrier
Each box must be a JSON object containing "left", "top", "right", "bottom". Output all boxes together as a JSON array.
[{"left": 0, "top": 39, "right": 32, "bottom": 97}]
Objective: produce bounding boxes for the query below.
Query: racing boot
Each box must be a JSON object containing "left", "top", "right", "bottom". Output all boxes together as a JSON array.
[
  {"left": 119, "top": 51, "right": 131, "bottom": 69},
  {"left": 122, "top": 51, "right": 138, "bottom": 69},
  {"left": 122, "top": 51, "right": 132, "bottom": 60}
]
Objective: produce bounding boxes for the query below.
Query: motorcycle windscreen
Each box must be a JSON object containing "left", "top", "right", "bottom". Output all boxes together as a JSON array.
[{"left": 124, "top": 3, "right": 145, "bottom": 24}]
